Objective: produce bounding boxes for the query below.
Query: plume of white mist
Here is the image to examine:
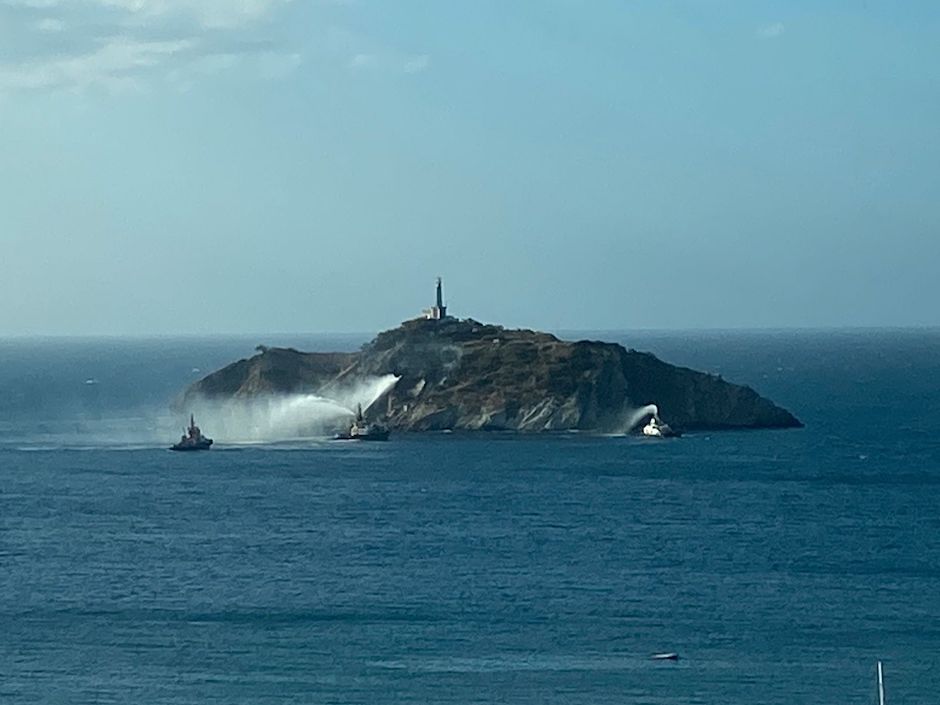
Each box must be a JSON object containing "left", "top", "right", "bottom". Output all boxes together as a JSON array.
[
  {"left": 10, "top": 410, "right": 184, "bottom": 450},
  {"left": 2, "top": 375, "right": 401, "bottom": 450},
  {"left": 624, "top": 403, "right": 659, "bottom": 432},
  {"left": 184, "top": 374, "right": 400, "bottom": 443},
  {"left": 326, "top": 374, "right": 400, "bottom": 415}
]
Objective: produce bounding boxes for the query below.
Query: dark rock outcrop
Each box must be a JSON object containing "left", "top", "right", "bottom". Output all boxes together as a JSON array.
[{"left": 183, "top": 318, "right": 802, "bottom": 433}]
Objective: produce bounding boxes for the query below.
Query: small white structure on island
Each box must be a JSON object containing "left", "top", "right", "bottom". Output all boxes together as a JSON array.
[{"left": 423, "top": 277, "right": 449, "bottom": 320}]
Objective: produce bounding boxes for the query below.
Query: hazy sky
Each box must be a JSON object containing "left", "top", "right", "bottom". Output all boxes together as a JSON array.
[{"left": 1, "top": 0, "right": 938, "bottom": 335}]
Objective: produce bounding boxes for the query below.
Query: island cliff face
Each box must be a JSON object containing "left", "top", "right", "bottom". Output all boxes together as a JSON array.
[{"left": 183, "top": 318, "right": 802, "bottom": 433}]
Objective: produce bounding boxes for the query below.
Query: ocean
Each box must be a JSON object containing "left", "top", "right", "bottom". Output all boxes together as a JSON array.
[{"left": 1, "top": 329, "right": 939, "bottom": 704}]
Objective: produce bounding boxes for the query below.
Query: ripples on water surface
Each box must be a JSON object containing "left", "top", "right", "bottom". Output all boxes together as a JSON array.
[{"left": 1, "top": 330, "right": 939, "bottom": 704}]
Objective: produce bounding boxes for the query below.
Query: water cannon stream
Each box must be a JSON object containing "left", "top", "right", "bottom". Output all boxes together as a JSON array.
[{"left": 626, "top": 403, "right": 660, "bottom": 432}]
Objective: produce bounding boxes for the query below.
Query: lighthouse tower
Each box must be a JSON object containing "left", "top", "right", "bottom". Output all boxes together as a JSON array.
[{"left": 423, "top": 277, "right": 448, "bottom": 320}]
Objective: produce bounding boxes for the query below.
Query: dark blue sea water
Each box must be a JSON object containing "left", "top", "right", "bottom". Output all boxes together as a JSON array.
[{"left": 2, "top": 329, "right": 939, "bottom": 704}]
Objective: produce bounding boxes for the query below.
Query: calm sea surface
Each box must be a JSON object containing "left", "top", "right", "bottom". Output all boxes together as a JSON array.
[{"left": 1, "top": 329, "right": 939, "bottom": 704}]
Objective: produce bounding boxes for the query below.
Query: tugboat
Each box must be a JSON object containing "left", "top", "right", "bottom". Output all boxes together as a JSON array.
[
  {"left": 642, "top": 414, "right": 680, "bottom": 438},
  {"left": 334, "top": 403, "right": 390, "bottom": 441},
  {"left": 170, "top": 414, "right": 214, "bottom": 451}
]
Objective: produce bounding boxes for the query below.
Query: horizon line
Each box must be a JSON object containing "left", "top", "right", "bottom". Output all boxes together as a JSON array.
[{"left": 2, "top": 323, "right": 939, "bottom": 341}]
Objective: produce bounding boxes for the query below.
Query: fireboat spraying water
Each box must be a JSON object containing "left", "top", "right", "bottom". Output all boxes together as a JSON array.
[
  {"left": 627, "top": 403, "right": 680, "bottom": 438},
  {"left": 170, "top": 414, "right": 214, "bottom": 451},
  {"left": 334, "top": 403, "right": 390, "bottom": 441},
  {"left": 642, "top": 413, "right": 680, "bottom": 438}
]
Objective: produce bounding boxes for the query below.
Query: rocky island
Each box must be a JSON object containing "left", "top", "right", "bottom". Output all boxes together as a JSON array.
[{"left": 183, "top": 284, "right": 801, "bottom": 434}]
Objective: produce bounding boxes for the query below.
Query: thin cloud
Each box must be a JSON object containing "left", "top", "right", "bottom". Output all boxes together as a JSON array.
[
  {"left": 348, "top": 52, "right": 376, "bottom": 70},
  {"left": 757, "top": 22, "right": 786, "bottom": 39},
  {"left": 403, "top": 53, "right": 429, "bottom": 74},
  {"left": 0, "top": 0, "right": 299, "bottom": 94},
  {"left": 34, "top": 17, "right": 65, "bottom": 31},
  {"left": 331, "top": 27, "right": 429, "bottom": 76},
  {"left": 348, "top": 50, "right": 431, "bottom": 75},
  {"left": 0, "top": 37, "right": 194, "bottom": 92},
  {"left": 96, "top": 0, "right": 293, "bottom": 30},
  {"left": 6, "top": 0, "right": 294, "bottom": 29}
]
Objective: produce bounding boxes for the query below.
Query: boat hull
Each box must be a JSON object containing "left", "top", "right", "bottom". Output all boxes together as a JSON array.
[
  {"left": 170, "top": 440, "right": 213, "bottom": 451},
  {"left": 334, "top": 431, "right": 390, "bottom": 442}
]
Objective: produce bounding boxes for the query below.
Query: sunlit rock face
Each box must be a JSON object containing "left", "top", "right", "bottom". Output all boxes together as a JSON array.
[{"left": 184, "top": 318, "right": 802, "bottom": 434}]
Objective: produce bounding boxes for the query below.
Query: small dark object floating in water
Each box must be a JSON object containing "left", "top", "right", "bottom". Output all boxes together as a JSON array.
[
  {"left": 333, "top": 403, "right": 390, "bottom": 441},
  {"left": 651, "top": 652, "right": 679, "bottom": 661},
  {"left": 170, "top": 414, "right": 213, "bottom": 451}
]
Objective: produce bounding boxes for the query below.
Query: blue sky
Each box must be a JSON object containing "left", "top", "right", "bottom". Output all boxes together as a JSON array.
[{"left": 1, "top": 0, "right": 938, "bottom": 335}]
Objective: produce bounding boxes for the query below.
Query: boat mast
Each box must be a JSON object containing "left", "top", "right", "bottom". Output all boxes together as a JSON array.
[{"left": 877, "top": 661, "right": 885, "bottom": 705}]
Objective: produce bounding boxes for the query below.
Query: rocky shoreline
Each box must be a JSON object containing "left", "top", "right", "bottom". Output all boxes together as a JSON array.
[{"left": 182, "top": 318, "right": 802, "bottom": 434}]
